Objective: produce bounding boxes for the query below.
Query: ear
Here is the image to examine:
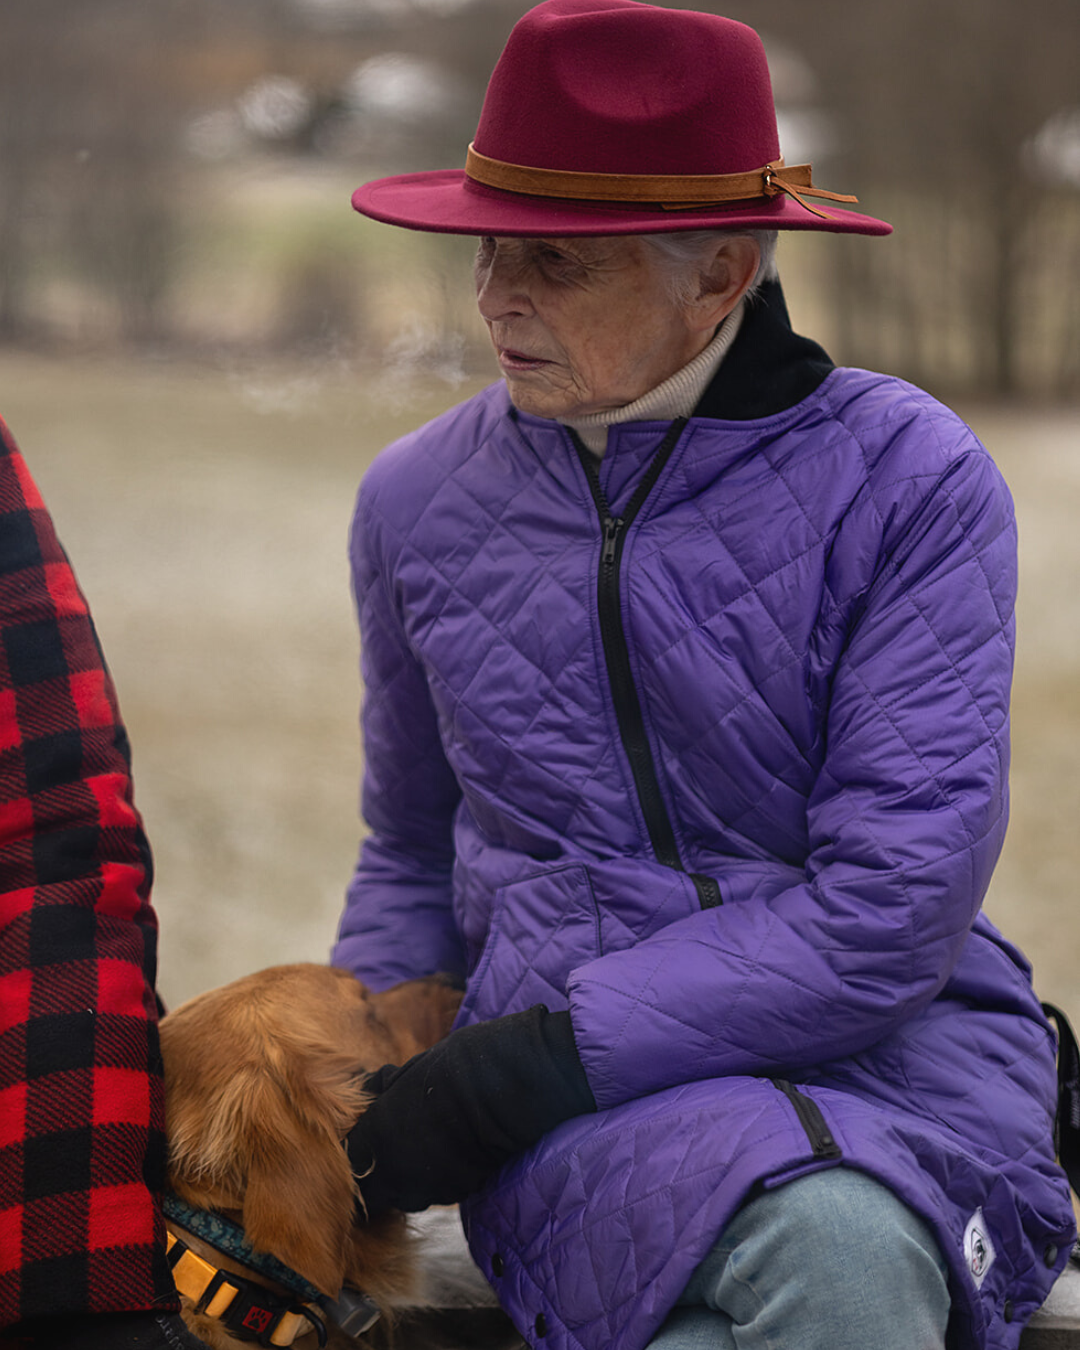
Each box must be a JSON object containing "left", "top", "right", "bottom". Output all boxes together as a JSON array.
[
  {"left": 685, "top": 235, "right": 761, "bottom": 334},
  {"left": 229, "top": 1068, "right": 360, "bottom": 1297},
  {"left": 368, "top": 976, "right": 464, "bottom": 1061}
]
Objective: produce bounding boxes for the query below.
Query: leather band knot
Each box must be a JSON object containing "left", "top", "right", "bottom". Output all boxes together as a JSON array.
[{"left": 759, "top": 163, "right": 859, "bottom": 219}]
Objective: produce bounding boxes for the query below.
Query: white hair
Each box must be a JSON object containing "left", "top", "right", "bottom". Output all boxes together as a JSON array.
[{"left": 640, "top": 229, "right": 779, "bottom": 308}]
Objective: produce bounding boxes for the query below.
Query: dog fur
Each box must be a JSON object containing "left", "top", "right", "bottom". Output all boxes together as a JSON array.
[{"left": 159, "top": 963, "right": 467, "bottom": 1349}]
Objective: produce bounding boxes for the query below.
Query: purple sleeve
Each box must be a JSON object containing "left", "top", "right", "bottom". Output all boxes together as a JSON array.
[{"left": 331, "top": 478, "right": 465, "bottom": 990}]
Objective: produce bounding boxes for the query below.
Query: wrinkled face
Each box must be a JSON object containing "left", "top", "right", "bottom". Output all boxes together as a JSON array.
[{"left": 474, "top": 235, "right": 708, "bottom": 421}]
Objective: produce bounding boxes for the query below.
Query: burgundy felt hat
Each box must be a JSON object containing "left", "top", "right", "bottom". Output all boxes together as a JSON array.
[{"left": 352, "top": 0, "right": 891, "bottom": 237}]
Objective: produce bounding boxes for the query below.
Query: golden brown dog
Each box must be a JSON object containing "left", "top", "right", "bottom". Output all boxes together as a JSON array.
[{"left": 159, "top": 963, "right": 465, "bottom": 1349}]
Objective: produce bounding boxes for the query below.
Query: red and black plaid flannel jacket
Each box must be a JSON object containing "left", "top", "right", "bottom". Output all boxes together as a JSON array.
[{"left": 0, "top": 417, "right": 178, "bottom": 1329}]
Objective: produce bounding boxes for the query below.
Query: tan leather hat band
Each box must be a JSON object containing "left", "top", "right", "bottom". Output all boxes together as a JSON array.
[{"left": 465, "top": 145, "right": 859, "bottom": 219}]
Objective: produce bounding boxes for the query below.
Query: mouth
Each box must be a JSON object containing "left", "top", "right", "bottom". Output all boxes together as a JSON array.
[{"left": 496, "top": 346, "right": 552, "bottom": 372}]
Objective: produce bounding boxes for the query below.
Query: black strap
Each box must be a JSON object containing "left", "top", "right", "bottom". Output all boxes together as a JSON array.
[{"left": 1042, "top": 1002, "right": 1080, "bottom": 1197}]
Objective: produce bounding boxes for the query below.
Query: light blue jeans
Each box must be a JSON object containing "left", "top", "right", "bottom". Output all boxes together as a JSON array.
[{"left": 646, "top": 1168, "right": 951, "bottom": 1350}]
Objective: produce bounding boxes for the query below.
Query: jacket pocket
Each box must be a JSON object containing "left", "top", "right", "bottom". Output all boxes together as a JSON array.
[
  {"left": 454, "top": 864, "right": 601, "bottom": 1028},
  {"left": 772, "top": 1079, "right": 843, "bottom": 1160}
]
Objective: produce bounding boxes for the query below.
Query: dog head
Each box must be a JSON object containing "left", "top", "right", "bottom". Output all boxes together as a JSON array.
[{"left": 159, "top": 964, "right": 462, "bottom": 1312}]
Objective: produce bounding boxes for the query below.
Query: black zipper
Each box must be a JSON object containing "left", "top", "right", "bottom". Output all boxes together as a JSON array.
[
  {"left": 772, "top": 1079, "right": 842, "bottom": 1159},
  {"left": 571, "top": 422, "right": 721, "bottom": 911}
]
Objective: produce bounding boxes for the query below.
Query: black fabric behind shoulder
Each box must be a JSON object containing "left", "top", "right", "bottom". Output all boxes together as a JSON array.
[{"left": 693, "top": 279, "right": 835, "bottom": 422}]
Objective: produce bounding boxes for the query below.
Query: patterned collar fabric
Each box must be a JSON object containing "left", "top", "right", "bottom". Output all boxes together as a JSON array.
[{"left": 162, "top": 1192, "right": 327, "bottom": 1307}]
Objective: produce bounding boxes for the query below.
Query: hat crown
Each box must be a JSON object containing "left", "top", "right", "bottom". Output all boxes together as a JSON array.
[{"left": 472, "top": 0, "right": 781, "bottom": 178}]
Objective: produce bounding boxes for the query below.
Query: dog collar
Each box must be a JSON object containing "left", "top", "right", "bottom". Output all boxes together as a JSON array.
[
  {"left": 163, "top": 1193, "right": 326, "bottom": 1305},
  {"left": 165, "top": 1226, "right": 328, "bottom": 1347},
  {"left": 162, "top": 1193, "right": 382, "bottom": 1343}
]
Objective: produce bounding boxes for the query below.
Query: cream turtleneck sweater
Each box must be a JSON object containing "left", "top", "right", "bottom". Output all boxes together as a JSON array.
[{"left": 559, "top": 299, "right": 745, "bottom": 457}]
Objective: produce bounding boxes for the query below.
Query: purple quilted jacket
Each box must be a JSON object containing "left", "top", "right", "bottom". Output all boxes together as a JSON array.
[{"left": 333, "top": 286, "right": 1075, "bottom": 1350}]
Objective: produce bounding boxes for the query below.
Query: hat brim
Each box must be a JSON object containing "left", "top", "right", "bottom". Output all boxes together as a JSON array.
[{"left": 352, "top": 170, "right": 892, "bottom": 237}]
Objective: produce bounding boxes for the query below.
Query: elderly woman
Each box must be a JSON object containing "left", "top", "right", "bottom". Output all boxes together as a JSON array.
[{"left": 335, "top": 3, "right": 1076, "bottom": 1348}]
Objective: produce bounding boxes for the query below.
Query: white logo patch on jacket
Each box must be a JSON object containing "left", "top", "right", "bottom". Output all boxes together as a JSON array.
[{"left": 964, "top": 1208, "right": 996, "bottom": 1288}]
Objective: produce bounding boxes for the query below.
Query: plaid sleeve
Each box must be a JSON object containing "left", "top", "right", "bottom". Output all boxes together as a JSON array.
[{"left": 0, "top": 418, "right": 178, "bottom": 1328}]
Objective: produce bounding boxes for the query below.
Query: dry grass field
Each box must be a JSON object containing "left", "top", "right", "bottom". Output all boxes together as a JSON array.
[{"left": 2, "top": 350, "right": 1079, "bottom": 1027}]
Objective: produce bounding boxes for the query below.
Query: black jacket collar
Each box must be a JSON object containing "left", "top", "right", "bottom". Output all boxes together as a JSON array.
[{"left": 693, "top": 279, "right": 835, "bottom": 422}]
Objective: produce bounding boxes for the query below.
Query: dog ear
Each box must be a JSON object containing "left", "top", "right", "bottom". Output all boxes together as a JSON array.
[
  {"left": 368, "top": 976, "right": 464, "bottom": 1061},
  {"left": 226, "top": 1065, "right": 360, "bottom": 1297}
]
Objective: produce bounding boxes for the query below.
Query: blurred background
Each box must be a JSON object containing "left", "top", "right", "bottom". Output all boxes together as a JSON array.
[{"left": 0, "top": 0, "right": 1078, "bottom": 1015}]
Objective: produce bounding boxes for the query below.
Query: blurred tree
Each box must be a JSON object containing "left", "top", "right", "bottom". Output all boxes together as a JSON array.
[
  {"left": 0, "top": 0, "right": 61, "bottom": 337},
  {"left": 0, "top": 0, "right": 216, "bottom": 343},
  {"left": 723, "top": 0, "right": 1080, "bottom": 398}
]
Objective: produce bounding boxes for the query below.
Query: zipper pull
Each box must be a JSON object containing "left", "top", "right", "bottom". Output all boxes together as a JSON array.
[{"left": 602, "top": 515, "right": 623, "bottom": 565}]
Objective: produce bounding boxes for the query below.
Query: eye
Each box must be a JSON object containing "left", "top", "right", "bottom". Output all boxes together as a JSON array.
[{"left": 534, "top": 243, "right": 586, "bottom": 282}]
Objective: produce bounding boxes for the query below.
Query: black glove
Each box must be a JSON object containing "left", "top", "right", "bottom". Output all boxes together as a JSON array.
[
  {"left": 346, "top": 1005, "right": 596, "bottom": 1216},
  {"left": 25, "top": 1311, "right": 211, "bottom": 1348}
]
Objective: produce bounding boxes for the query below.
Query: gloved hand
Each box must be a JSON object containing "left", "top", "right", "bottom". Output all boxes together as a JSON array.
[
  {"left": 26, "top": 1310, "right": 211, "bottom": 1348},
  {"left": 346, "top": 1004, "right": 596, "bottom": 1216}
]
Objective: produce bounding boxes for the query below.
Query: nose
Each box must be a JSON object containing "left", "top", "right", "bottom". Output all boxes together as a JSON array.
[{"left": 475, "top": 243, "right": 534, "bottom": 323}]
